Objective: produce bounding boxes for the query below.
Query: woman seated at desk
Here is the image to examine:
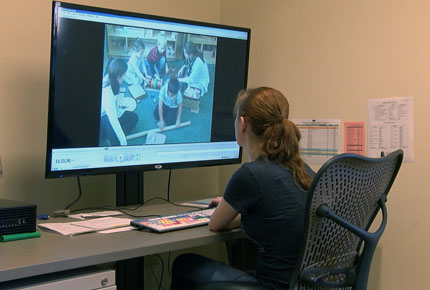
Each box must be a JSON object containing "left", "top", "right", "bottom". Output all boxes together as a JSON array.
[{"left": 171, "top": 87, "right": 315, "bottom": 290}]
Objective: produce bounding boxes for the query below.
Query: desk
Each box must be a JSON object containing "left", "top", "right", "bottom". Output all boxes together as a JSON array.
[{"left": 0, "top": 202, "right": 243, "bottom": 285}]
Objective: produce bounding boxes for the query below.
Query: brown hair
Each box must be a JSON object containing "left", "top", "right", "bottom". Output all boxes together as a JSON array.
[{"left": 234, "top": 87, "right": 312, "bottom": 190}]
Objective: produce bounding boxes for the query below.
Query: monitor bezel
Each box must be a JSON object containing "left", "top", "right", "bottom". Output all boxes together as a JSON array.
[{"left": 45, "top": 1, "right": 249, "bottom": 178}]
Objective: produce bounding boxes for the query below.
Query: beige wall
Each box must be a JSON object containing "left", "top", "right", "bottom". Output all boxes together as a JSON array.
[
  {"left": 0, "top": 0, "right": 223, "bottom": 213},
  {"left": 1, "top": 0, "right": 429, "bottom": 289},
  {"left": 0, "top": 1, "right": 225, "bottom": 288},
  {"left": 220, "top": 0, "right": 429, "bottom": 289}
]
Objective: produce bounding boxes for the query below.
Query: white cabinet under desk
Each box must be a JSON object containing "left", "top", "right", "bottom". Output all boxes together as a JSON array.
[
  {"left": 0, "top": 266, "right": 115, "bottom": 290},
  {"left": 0, "top": 202, "right": 243, "bottom": 288}
]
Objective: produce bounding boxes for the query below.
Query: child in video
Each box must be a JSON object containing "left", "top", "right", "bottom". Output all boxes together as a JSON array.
[
  {"left": 100, "top": 58, "right": 138, "bottom": 146},
  {"left": 145, "top": 32, "right": 167, "bottom": 80},
  {"left": 178, "top": 41, "right": 210, "bottom": 99},
  {"left": 154, "top": 77, "right": 183, "bottom": 132},
  {"left": 124, "top": 38, "right": 150, "bottom": 86}
]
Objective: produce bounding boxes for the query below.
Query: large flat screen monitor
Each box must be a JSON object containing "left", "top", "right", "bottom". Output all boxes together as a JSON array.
[{"left": 46, "top": 2, "right": 250, "bottom": 178}]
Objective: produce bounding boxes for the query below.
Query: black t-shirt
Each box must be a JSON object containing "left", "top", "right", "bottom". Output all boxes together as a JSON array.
[{"left": 223, "top": 157, "right": 315, "bottom": 289}]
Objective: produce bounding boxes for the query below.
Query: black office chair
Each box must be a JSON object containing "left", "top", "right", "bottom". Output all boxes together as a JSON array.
[
  {"left": 290, "top": 149, "right": 403, "bottom": 290},
  {"left": 197, "top": 149, "right": 403, "bottom": 290}
]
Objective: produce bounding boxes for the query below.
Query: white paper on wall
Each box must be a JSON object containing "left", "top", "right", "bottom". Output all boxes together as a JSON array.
[
  {"left": 367, "top": 96, "right": 414, "bottom": 162},
  {"left": 292, "top": 119, "right": 341, "bottom": 165}
]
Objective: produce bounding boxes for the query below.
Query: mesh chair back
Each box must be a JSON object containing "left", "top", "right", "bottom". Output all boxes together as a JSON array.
[{"left": 290, "top": 150, "right": 403, "bottom": 290}]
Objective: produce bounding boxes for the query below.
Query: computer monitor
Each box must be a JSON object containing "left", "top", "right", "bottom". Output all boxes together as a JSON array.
[{"left": 46, "top": 2, "right": 250, "bottom": 178}]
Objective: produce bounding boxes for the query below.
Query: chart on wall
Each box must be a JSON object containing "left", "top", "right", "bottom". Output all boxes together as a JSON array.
[
  {"left": 344, "top": 122, "right": 365, "bottom": 155},
  {"left": 292, "top": 119, "right": 341, "bottom": 165},
  {"left": 367, "top": 96, "right": 414, "bottom": 162}
]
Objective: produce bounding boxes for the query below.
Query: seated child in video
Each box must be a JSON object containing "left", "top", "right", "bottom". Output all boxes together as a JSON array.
[
  {"left": 178, "top": 41, "right": 210, "bottom": 99},
  {"left": 124, "top": 38, "right": 150, "bottom": 87},
  {"left": 145, "top": 32, "right": 167, "bottom": 81},
  {"left": 153, "top": 77, "right": 183, "bottom": 132}
]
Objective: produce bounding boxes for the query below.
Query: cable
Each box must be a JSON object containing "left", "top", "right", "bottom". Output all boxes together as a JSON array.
[
  {"left": 167, "top": 251, "right": 172, "bottom": 279},
  {"left": 68, "top": 197, "right": 191, "bottom": 218},
  {"left": 167, "top": 169, "right": 172, "bottom": 201},
  {"left": 65, "top": 176, "right": 83, "bottom": 210},
  {"left": 68, "top": 196, "right": 200, "bottom": 218},
  {"left": 69, "top": 205, "right": 116, "bottom": 213},
  {"left": 150, "top": 255, "right": 160, "bottom": 288},
  {"left": 142, "top": 196, "right": 200, "bottom": 209},
  {"left": 150, "top": 254, "right": 165, "bottom": 290}
]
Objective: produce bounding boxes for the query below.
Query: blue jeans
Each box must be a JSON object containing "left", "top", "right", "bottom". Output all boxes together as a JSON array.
[
  {"left": 99, "top": 111, "right": 138, "bottom": 146},
  {"left": 153, "top": 101, "right": 178, "bottom": 126},
  {"left": 144, "top": 56, "right": 166, "bottom": 79},
  {"left": 171, "top": 253, "right": 260, "bottom": 290}
]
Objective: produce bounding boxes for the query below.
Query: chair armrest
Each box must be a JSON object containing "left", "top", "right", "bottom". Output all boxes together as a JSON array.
[{"left": 316, "top": 196, "right": 387, "bottom": 241}]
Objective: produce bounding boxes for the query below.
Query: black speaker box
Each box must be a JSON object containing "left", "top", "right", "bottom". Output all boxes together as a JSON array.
[{"left": 0, "top": 199, "right": 37, "bottom": 235}]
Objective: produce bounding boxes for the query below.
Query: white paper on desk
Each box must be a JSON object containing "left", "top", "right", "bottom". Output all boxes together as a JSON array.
[
  {"left": 367, "top": 96, "right": 414, "bottom": 162},
  {"left": 70, "top": 217, "right": 131, "bottom": 230},
  {"left": 292, "top": 119, "right": 340, "bottom": 165},
  {"left": 180, "top": 198, "right": 214, "bottom": 208},
  {"left": 38, "top": 223, "right": 94, "bottom": 236},
  {"left": 99, "top": 226, "right": 136, "bottom": 234},
  {"left": 80, "top": 210, "right": 122, "bottom": 218},
  {"left": 38, "top": 217, "right": 132, "bottom": 236},
  {"left": 69, "top": 214, "right": 85, "bottom": 220},
  {"left": 69, "top": 211, "right": 122, "bottom": 220}
]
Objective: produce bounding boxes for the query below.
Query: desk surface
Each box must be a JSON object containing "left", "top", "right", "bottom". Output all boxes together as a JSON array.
[{"left": 0, "top": 202, "right": 243, "bottom": 283}]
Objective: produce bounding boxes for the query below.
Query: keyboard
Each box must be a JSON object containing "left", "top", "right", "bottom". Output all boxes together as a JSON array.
[{"left": 130, "top": 207, "right": 215, "bottom": 233}]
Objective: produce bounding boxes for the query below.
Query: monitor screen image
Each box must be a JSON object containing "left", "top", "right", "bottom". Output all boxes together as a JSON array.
[{"left": 46, "top": 2, "right": 250, "bottom": 178}]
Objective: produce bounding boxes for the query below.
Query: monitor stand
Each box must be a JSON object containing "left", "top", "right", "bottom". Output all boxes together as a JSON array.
[
  {"left": 116, "top": 171, "right": 144, "bottom": 290},
  {"left": 116, "top": 171, "right": 144, "bottom": 206}
]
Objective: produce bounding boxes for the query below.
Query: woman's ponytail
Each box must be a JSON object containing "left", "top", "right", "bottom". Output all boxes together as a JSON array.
[
  {"left": 283, "top": 120, "right": 312, "bottom": 190},
  {"left": 236, "top": 87, "right": 312, "bottom": 191}
]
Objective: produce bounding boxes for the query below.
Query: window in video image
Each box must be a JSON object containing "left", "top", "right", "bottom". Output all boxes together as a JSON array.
[{"left": 99, "top": 24, "right": 218, "bottom": 147}]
